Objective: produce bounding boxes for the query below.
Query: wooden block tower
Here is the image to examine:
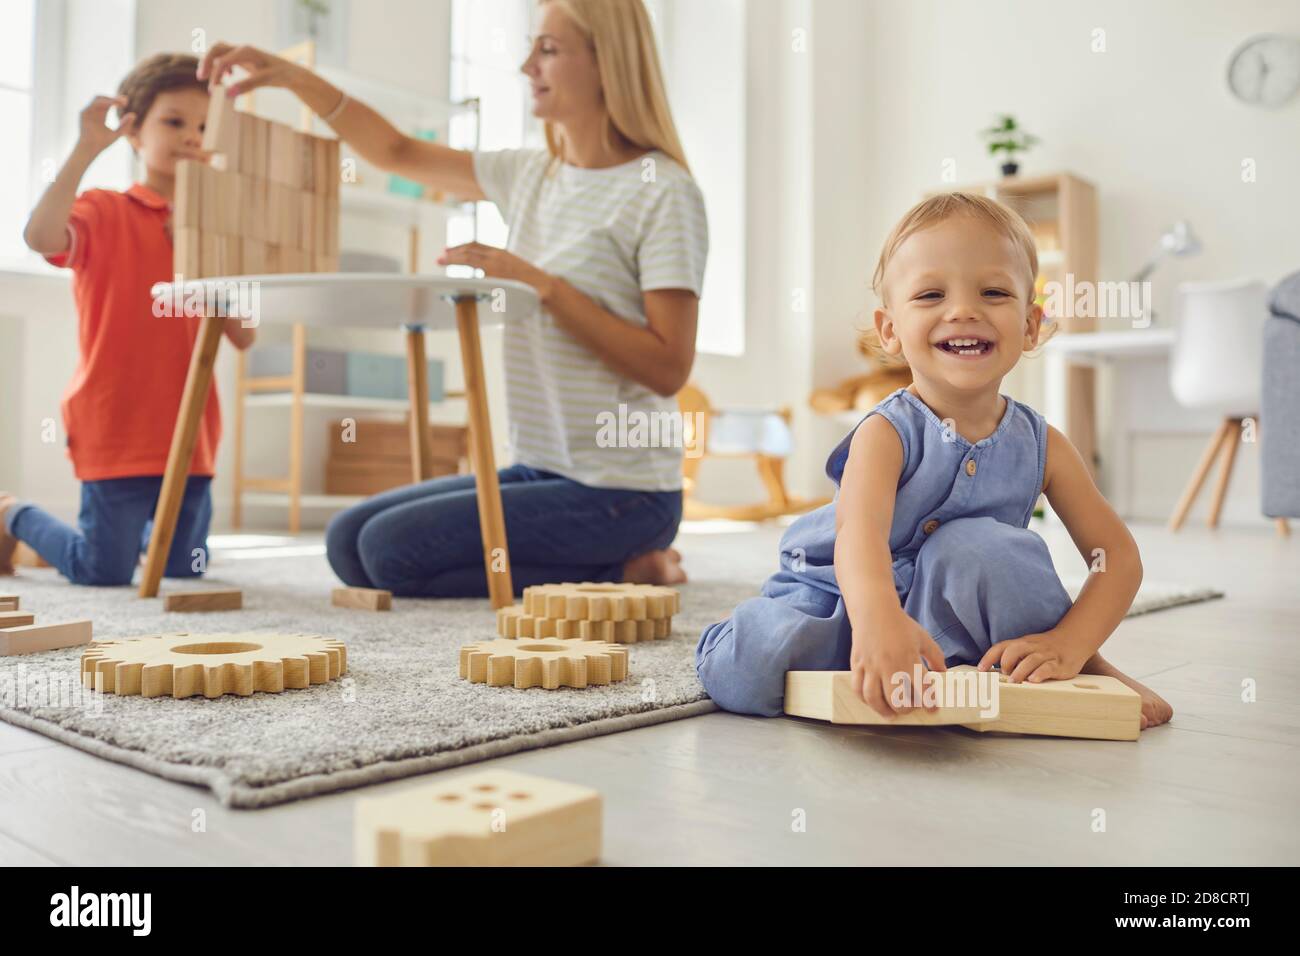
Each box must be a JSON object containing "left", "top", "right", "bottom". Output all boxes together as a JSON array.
[{"left": 174, "top": 89, "right": 340, "bottom": 279}]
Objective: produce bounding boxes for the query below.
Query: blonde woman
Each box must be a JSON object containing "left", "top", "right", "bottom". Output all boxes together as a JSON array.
[{"left": 199, "top": 0, "right": 707, "bottom": 596}]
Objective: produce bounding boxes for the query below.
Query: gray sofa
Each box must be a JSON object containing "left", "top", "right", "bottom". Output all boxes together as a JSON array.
[{"left": 1262, "top": 270, "right": 1300, "bottom": 520}]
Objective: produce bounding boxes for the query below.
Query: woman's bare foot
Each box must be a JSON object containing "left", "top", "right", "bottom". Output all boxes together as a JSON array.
[
  {"left": 622, "top": 547, "right": 687, "bottom": 585},
  {"left": 1080, "top": 652, "right": 1173, "bottom": 730},
  {"left": 0, "top": 494, "right": 18, "bottom": 576}
]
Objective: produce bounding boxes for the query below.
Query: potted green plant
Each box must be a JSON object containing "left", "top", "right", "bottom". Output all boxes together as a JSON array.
[{"left": 982, "top": 114, "right": 1039, "bottom": 177}]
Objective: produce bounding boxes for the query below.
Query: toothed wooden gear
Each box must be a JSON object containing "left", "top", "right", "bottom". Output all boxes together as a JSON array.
[
  {"left": 520, "top": 582, "right": 680, "bottom": 621},
  {"left": 496, "top": 605, "right": 671, "bottom": 642},
  {"left": 458, "top": 637, "right": 628, "bottom": 689},
  {"left": 81, "top": 631, "right": 347, "bottom": 699}
]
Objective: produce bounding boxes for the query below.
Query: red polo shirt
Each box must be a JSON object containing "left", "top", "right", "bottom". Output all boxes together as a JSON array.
[{"left": 46, "top": 184, "right": 221, "bottom": 481}]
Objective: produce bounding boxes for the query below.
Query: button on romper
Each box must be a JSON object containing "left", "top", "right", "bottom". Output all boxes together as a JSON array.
[{"left": 695, "top": 388, "right": 1074, "bottom": 716}]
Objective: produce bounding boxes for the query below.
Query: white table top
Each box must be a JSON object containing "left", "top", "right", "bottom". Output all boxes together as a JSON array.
[
  {"left": 150, "top": 273, "right": 540, "bottom": 329},
  {"left": 1043, "top": 328, "right": 1175, "bottom": 358}
]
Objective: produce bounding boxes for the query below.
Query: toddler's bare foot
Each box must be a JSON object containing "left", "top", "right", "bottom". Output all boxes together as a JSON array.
[
  {"left": 0, "top": 494, "right": 18, "bottom": 575},
  {"left": 1081, "top": 652, "right": 1173, "bottom": 730},
  {"left": 622, "top": 547, "right": 687, "bottom": 585}
]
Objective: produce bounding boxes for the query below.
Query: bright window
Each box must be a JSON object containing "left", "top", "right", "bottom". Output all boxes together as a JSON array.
[{"left": 0, "top": 0, "right": 37, "bottom": 262}]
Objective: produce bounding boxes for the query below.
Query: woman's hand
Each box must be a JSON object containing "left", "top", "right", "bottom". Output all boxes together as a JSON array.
[
  {"left": 77, "top": 95, "right": 135, "bottom": 156},
  {"left": 977, "top": 629, "right": 1090, "bottom": 683},
  {"left": 197, "top": 43, "right": 303, "bottom": 98},
  {"left": 850, "top": 609, "right": 948, "bottom": 719},
  {"left": 438, "top": 243, "right": 555, "bottom": 301}
]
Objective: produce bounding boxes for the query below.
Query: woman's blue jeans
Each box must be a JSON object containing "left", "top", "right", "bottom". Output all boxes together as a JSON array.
[{"left": 325, "top": 464, "right": 682, "bottom": 598}]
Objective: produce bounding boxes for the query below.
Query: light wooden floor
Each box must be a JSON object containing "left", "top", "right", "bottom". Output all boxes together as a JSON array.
[{"left": 1, "top": 520, "right": 1296, "bottom": 866}]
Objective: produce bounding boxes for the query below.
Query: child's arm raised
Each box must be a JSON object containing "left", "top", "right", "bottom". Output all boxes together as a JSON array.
[
  {"left": 835, "top": 415, "right": 948, "bottom": 718},
  {"left": 978, "top": 425, "right": 1143, "bottom": 683},
  {"left": 24, "top": 96, "right": 136, "bottom": 255}
]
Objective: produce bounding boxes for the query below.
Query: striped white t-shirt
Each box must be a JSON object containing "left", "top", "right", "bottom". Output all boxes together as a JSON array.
[{"left": 472, "top": 147, "right": 709, "bottom": 491}]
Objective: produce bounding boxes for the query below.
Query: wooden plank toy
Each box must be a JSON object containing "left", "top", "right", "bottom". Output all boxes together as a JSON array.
[
  {"left": 784, "top": 669, "right": 987, "bottom": 726},
  {"left": 162, "top": 589, "right": 243, "bottom": 612},
  {"left": 521, "top": 582, "right": 679, "bottom": 622},
  {"left": 355, "top": 769, "right": 601, "bottom": 867},
  {"left": 0, "top": 595, "right": 19, "bottom": 611},
  {"left": 0, "top": 610, "right": 36, "bottom": 629},
  {"left": 459, "top": 637, "right": 628, "bottom": 689},
  {"left": 81, "top": 631, "right": 346, "bottom": 698},
  {"left": 784, "top": 664, "right": 1141, "bottom": 741},
  {"left": 0, "top": 620, "right": 93, "bottom": 656},
  {"left": 331, "top": 586, "right": 392, "bottom": 611}
]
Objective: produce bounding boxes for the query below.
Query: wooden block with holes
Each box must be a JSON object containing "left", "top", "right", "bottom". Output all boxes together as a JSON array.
[
  {"left": 783, "top": 665, "right": 1141, "bottom": 741},
  {"left": 0, "top": 594, "right": 21, "bottom": 611},
  {"left": 331, "top": 587, "right": 392, "bottom": 612},
  {"left": 162, "top": 589, "right": 243, "bottom": 612},
  {"left": 0, "top": 620, "right": 92, "bottom": 656},
  {"left": 0, "top": 610, "right": 36, "bottom": 629},
  {"left": 354, "top": 770, "right": 601, "bottom": 867}
]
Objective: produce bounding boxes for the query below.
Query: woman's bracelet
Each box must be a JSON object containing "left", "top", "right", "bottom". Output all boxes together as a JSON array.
[{"left": 321, "top": 91, "right": 350, "bottom": 124}]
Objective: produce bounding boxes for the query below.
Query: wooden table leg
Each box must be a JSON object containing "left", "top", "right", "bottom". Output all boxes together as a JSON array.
[
  {"left": 454, "top": 297, "right": 514, "bottom": 608},
  {"left": 405, "top": 325, "right": 433, "bottom": 483},
  {"left": 139, "top": 313, "right": 225, "bottom": 597}
]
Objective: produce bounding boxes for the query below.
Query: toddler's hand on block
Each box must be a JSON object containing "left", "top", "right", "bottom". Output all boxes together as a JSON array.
[
  {"left": 850, "top": 611, "right": 947, "bottom": 719},
  {"left": 977, "top": 630, "right": 1087, "bottom": 684}
]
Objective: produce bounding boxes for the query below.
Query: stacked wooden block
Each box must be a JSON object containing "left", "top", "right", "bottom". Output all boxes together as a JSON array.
[
  {"left": 0, "top": 594, "right": 93, "bottom": 656},
  {"left": 174, "top": 91, "right": 340, "bottom": 279},
  {"left": 496, "top": 583, "right": 679, "bottom": 644}
]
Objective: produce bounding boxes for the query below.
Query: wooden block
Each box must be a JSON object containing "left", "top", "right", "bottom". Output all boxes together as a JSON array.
[
  {"left": 298, "top": 132, "right": 316, "bottom": 193},
  {"left": 300, "top": 192, "right": 316, "bottom": 254},
  {"left": 162, "top": 589, "right": 242, "bottom": 612},
  {"left": 0, "top": 595, "right": 18, "bottom": 611},
  {"left": 783, "top": 665, "right": 1141, "bottom": 741},
  {"left": 784, "top": 670, "right": 984, "bottom": 726},
  {"left": 0, "top": 620, "right": 92, "bottom": 656},
  {"left": 202, "top": 87, "right": 240, "bottom": 168},
  {"left": 201, "top": 232, "right": 224, "bottom": 276},
  {"left": 0, "top": 610, "right": 36, "bottom": 628},
  {"left": 244, "top": 177, "right": 269, "bottom": 242},
  {"left": 331, "top": 586, "right": 392, "bottom": 611},
  {"left": 82, "top": 631, "right": 346, "bottom": 697},
  {"left": 265, "top": 244, "right": 283, "bottom": 274},
  {"left": 355, "top": 769, "right": 601, "bottom": 867},
  {"left": 324, "top": 196, "right": 339, "bottom": 255},
  {"left": 268, "top": 122, "right": 296, "bottom": 186},
  {"left": 236, "top": 113, "right": 269, "bottom": 179},
  {"left": 956, "top": 667, "right": 1141, "bottom": 741},
  {"left": 174, "top": 160, "right": 204, "bottom": 228},
  {"left": 199, "top": 163, "right": 220, "bottom": 232},
  {"left": 323, "top": 138, "right": 340, "bottom": 198},
  {"left": 459, "top": 637, "right": 628, "bottom": 689},
  {"left": 223, "top": 234, "right": 243, "bottom": 275},
  {"left": 242, "top": 237, "right": 267, "bottom": 275},
  {"left": 312, "top": 192, "right": 328, "bottom": 254},
  {"left": 312, "top": 137, "right": 327, "bottom": 195},
  {"left": 174, "top": 227, "right": 202, "bottom": 278},
  {"left": 315, "top": 254, "right": 336, "bottom": 274}
]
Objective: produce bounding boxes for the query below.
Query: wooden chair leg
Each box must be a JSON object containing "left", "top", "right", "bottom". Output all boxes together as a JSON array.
[
  {"left": 755, "top": 455, "right": 791, "bottom": 511},
  {"left": 1206, "top": 418, "right": 1243, "bottom": 529},
  {"left": 140, "top": 314, "right": 225, "bottom": 597},
  {"left": 1168, "top": 418, "right": 1234, "bottom": 532},
  {"left": 454, "top": 297, "right": 513, "bottom": 608},
  {"left": 1278, "top": 518, "right": 1292, "bottom": 538}
]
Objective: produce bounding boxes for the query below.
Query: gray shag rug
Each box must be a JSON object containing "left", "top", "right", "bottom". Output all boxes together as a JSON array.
[{"left": 0, "top": 549, "right": 1221, "bottom": 809}]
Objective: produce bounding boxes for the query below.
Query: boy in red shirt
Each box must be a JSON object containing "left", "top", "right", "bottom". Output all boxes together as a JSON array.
[{"left": 0, "top": 53, "right": 255, "bottom": 584}]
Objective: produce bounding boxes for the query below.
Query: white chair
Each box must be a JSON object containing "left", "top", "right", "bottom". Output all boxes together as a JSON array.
[{"left": 1167, "top": 278, "right": 1280, "bottom": 531}]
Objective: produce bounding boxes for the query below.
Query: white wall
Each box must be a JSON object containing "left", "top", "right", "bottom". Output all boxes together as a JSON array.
[{"left": 691, "top": 0, "right": 1300, "bottom": 527}]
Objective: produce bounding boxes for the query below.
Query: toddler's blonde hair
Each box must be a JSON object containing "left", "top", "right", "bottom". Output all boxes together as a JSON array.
[{"left": 861, "top": 191, "right": 1055, "bottom": 361}]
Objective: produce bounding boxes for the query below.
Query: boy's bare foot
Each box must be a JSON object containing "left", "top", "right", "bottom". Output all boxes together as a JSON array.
[
  {"left": 0, "top": 494, "right": 18, "bottom": 575},
  {"left": 1081, "top": 652, "right": 1173, "bottom": 730},
  {"left": 622, "top": 547, "right": 687, "bottom": 585}
]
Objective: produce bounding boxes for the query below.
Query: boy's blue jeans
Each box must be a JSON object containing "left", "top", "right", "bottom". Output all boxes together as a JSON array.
[
  {"left": 6, "top": 476, "right": 213, "bottom": 587},
  {"left": 326, "top": 464, "right": 682, "bottom": 597}
]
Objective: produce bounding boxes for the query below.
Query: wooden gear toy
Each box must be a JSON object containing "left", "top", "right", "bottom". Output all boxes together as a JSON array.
[
  {"left": 81, "top": 631, "right": 347, "bottom": 699},
  {"left": 521, "top": 582, "right": 679, "bottom": 621},
  {"left": 495, "top": 605, "right": 671, "bottom": 643},
  {"left": 458, "top": 637, "right": 628, "bottom": 690}
]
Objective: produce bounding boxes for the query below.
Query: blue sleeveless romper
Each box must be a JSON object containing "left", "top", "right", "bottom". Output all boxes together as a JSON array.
[{"left": 695, "top": 387, "right": 1073, "bottom": 716}]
